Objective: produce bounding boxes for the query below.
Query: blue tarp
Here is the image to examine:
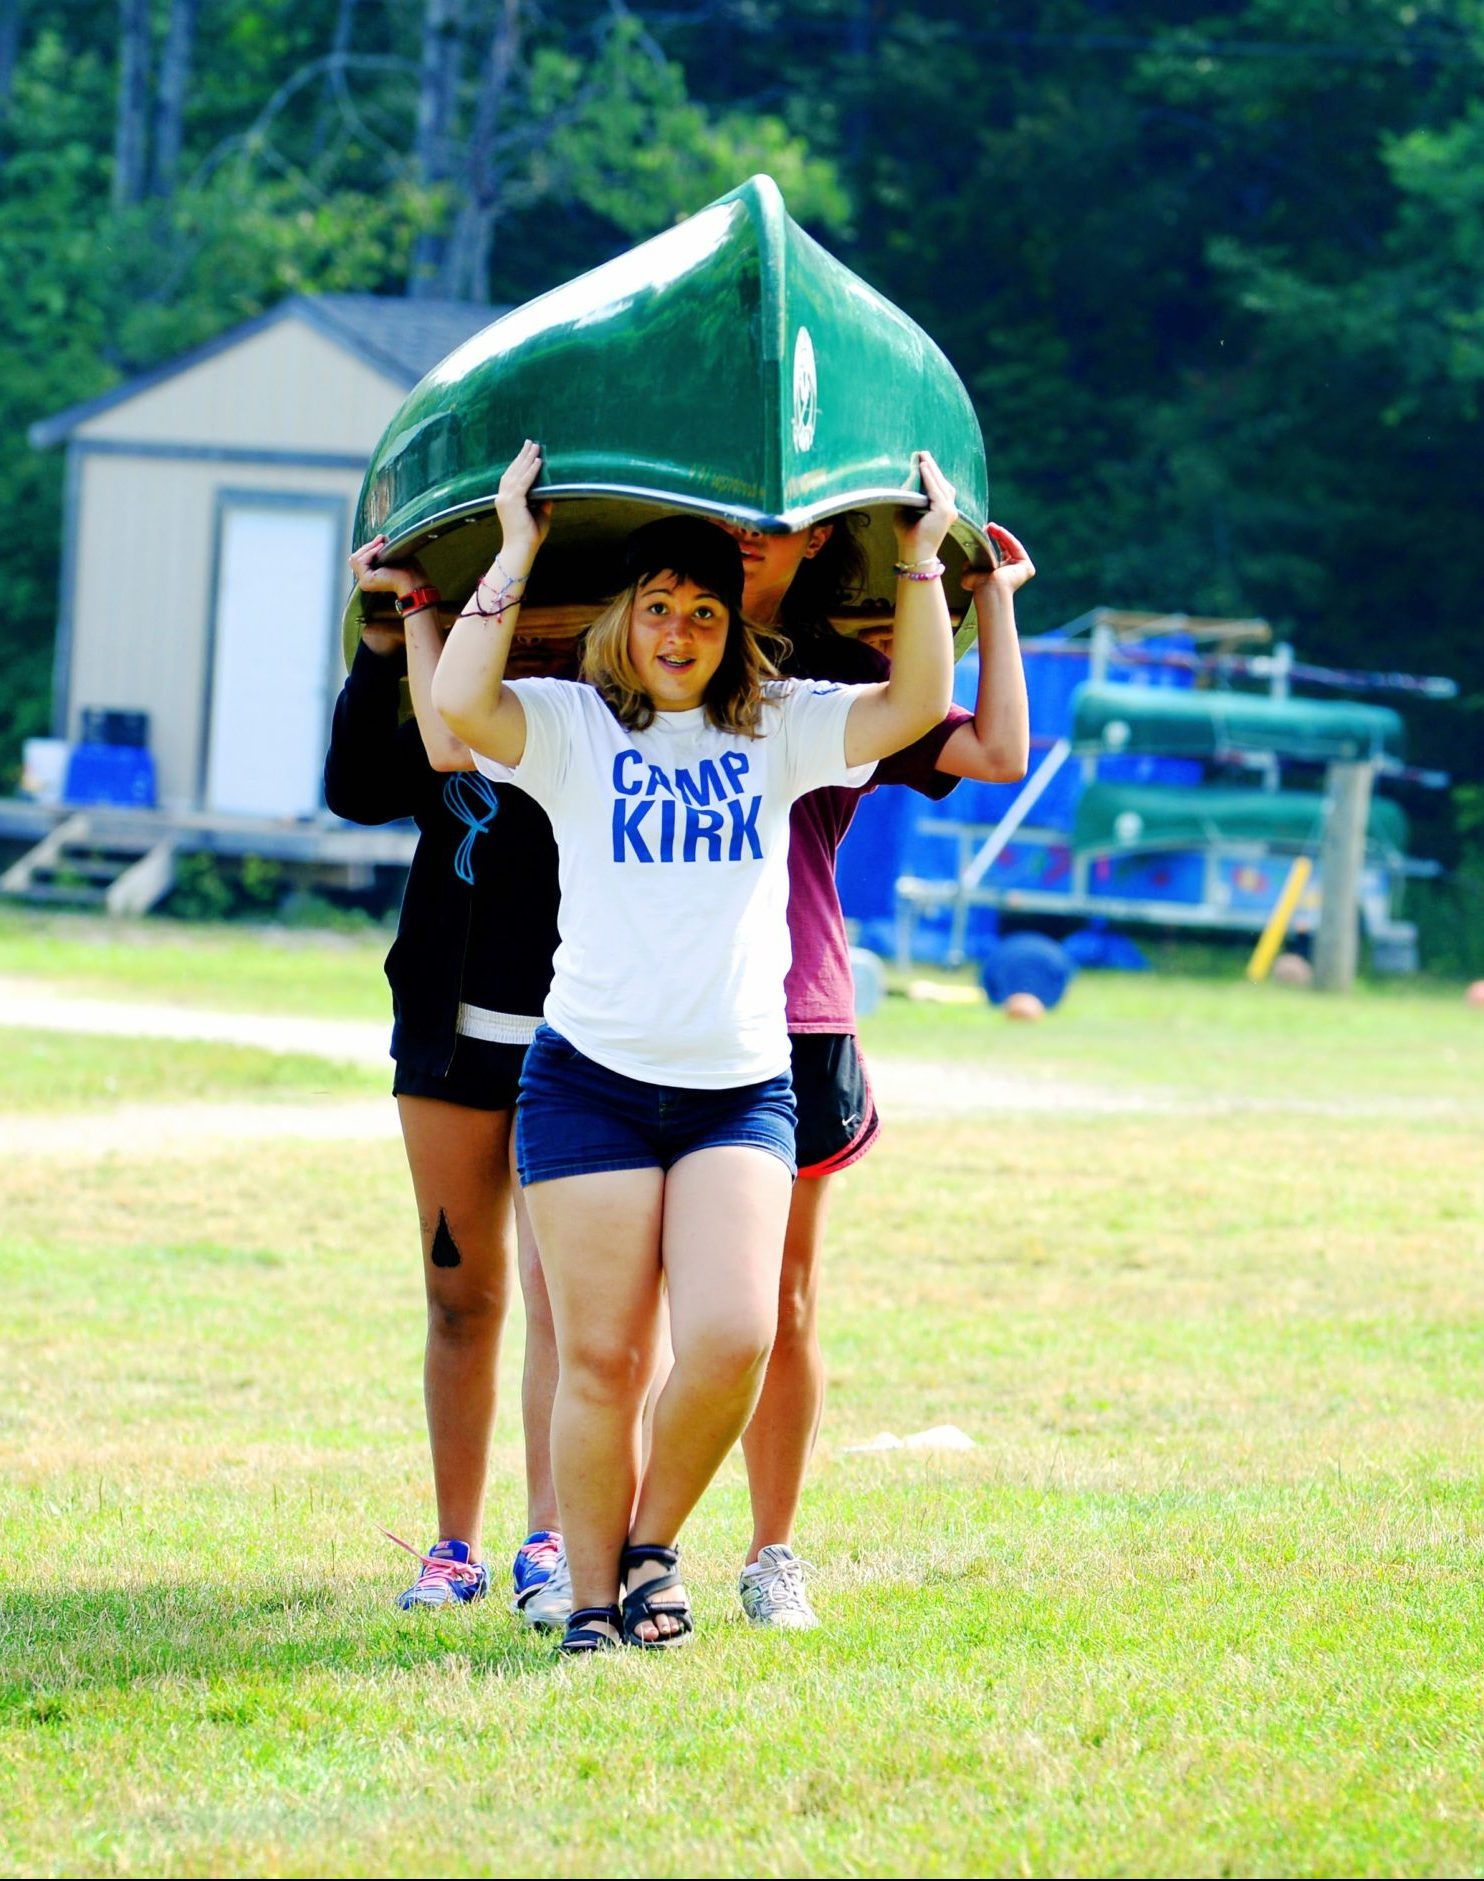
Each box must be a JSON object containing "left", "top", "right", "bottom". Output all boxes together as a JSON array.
[{"left": 837, "top": 632, "right": 1202, "bottom": 957}]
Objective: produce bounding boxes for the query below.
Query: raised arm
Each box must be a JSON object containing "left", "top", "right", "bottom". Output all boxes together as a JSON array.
[
  {"left": 936, "top": 522, "right": 1034, "bottom": 782},
  {"left": 843, "top": 451, "right": 957, "bottom": 768},
  {"left": 323, "top": 625, "right": 429, "bottom": 825},
  {"left": 348, "top": 539, "right": 473, "bottom": 773},
  {"left": 431, "top": 441, "right": 552, "bottom": 766}
]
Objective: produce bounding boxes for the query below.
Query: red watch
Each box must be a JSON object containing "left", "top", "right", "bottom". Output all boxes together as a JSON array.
[{"left": 394, "top": 584, "right": 441, "bottom": 618}]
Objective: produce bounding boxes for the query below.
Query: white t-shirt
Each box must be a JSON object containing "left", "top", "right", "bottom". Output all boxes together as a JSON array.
[{"left": 472, "top": 677, "right": 874, "bottom": 1088}]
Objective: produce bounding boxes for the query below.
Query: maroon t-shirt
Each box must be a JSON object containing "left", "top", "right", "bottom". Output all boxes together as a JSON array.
[{"left": 781, "top": 626, "right": 971, "bottom": 1033}]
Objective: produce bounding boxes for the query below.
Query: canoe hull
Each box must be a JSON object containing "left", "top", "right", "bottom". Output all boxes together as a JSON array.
[{"left": 345, "top": 176, "right": 995, "bottom": 668}]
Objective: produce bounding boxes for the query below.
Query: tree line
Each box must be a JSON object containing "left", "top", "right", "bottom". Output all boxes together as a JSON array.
[{"left": 2, "top": 0, "right": 1480, "bottom": 962}]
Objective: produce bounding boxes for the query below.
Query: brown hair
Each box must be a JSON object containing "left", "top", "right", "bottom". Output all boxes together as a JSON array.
[
  {"left": 579, "top": 580, "right": 789, "bottom": 737},
  {"left": 778, "top": 510, "right": 870, "bottom": 635}
]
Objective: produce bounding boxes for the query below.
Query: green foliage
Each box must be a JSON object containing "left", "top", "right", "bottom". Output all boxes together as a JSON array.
[
  {"left": 0, "top": 3, "right": 846, "bottom": 782},
  {"left": 524, "top": 16, "right": 848, "bottom": 243},
  {"left": 165, "top": 855, "right": 239, "bottom": 922},
  {"left": 3, "top": 0, "right": 1482, "bottom": 937},
  {"left": 275, "top": 887, "right": 378, "bottom": 930},
  {"left": 164, "top": 853, "right": 285, "bottom": 922}
]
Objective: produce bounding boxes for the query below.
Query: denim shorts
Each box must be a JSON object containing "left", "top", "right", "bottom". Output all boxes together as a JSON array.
[{"left": 515, "top": 1026, "right": 797, "bottom": 1187}]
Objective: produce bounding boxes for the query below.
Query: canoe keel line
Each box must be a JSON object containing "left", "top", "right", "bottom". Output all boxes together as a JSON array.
[{"left": 345, "top": 175, "right": 996, "bottom": 672}]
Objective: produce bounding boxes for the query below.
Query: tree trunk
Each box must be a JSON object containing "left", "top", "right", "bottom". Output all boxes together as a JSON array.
[
  {"left": 437, "top": 0, "right": 519, "bottom": 303},
  {"left": 112, "top": 0, "right": 152, "bottom": 208},
  {"left": 407, "top": 0, "right": 465, "bottom": 298},
  {"left": 441, "top": 193, "right": 498, "bottom": 304},
  {"left": 331, "top": 0, "right": 358, "bottom": 66},
  {"left": 150, "top": 0, "right": 196, "bottom": 196},
  {"left": 0, "top": 0, "right": 25, "bottom": 118}
]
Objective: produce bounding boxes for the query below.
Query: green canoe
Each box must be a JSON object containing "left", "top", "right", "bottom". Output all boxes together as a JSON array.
[
  {"left": 1072, "top": 683, "right": 1406, "bottom": 763},
  {"left": 344, "top": 175, "right": 994, "bottom": 669},
  {"left": 1073, "top": 781, "right": 1410, "bottom": 858}
]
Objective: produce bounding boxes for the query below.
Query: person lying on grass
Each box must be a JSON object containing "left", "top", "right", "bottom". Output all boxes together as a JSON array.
[{"left": 412, "top": 439, "right": 957, "bottom": 1652}]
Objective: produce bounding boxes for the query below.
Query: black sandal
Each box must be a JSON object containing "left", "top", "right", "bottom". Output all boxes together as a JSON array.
[
  {"left": 620, "top": 1543, "right": 694, "bottom": 1650},
  {"left": 558, "top": 1604, "right": 622, "bottom": 1655}
]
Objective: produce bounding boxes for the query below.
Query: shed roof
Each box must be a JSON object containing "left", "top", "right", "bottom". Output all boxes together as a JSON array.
[
  {"left": 29, "top": 293, "right": 506, "bottom": 449},
  {"left": 305, "top": 294, "right": 507, "bottom": 384}
]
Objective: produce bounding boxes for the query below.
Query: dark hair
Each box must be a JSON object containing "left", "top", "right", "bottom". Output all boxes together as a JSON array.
[
  {"left": 623, "top": 516, "right": 745, "bottom": 623},
  {"left": 778, "top": 510, "right": 870, "bottom": 635},
  {"left": 580, "top": 581, "right": 784, "bottom": 736}
]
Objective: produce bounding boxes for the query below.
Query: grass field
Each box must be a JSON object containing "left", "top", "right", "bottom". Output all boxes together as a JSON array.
[
  {"left": 2, "top": 914, "right": 1483, "bottom": 1876},
  {"left": 0, "top": 1027, "right": 380, "bottom": 1112},
  {"left": 0, "top": 908, "right": 391, "bottom": 1020}
]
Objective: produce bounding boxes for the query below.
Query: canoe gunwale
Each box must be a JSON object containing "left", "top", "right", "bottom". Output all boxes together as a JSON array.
[
  {"left": 371, "top": 484, "right": 996, "bottom": 566},
  {"left": 349, "top": 484, "right": 994, "bottom": 670}
]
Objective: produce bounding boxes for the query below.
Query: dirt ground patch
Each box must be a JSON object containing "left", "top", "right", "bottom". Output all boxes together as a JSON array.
[{"left": 1, "top": 977, "right": 1474, "bottom": 1158}]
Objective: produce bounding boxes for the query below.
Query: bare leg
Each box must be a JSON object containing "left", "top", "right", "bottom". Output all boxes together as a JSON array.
[
  {"left": 740, "top": 1172, "right": 833, "bottom": 1562},
  {"left": 514, "top": 1172, "right": 561, "bottom": 1534},
  {"left": 641, "top": 1294, "right": 674, "bottom": 1476},
  {"left": 397, "top": 1096, "right": 515, "bottom": 1559},
  {"left": 628, "top": 1146, "right": 793, "bottom": 1638},
  {"left": 523, "top": 1167, "right": 665, "bottom": 1636}
]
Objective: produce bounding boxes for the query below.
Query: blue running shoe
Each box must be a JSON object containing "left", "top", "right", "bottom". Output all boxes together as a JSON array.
[
  {"left": 390, "top": 1535, "right": 489, "bottom": 1610},
  {"left": 512, "top": 1529, "right": 571, "bottom": 1628}
]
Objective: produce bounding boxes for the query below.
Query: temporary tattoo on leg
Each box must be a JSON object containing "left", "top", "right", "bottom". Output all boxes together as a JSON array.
[{"left": 430, "top": 1209, "right": 462, "bottom": 1269}]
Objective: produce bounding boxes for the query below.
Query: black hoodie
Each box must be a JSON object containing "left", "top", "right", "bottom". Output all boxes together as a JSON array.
[{"left": 323, "top": 641, "right": 561, "bottom": 1077}]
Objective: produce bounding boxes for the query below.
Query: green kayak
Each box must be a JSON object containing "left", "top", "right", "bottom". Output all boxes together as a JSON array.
[{"left": 344, "top": 175, "right": 994, "bottom": 669}]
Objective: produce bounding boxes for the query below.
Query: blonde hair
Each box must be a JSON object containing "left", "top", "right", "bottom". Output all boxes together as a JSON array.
[{"left": 579, "top": 581, "right": 790, "bottom": 737}]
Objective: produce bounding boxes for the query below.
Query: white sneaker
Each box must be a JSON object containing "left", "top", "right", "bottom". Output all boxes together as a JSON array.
[
  {"left": 518, "top": 1544, "right": 572, "bottom": 1630},
  {"left": 738, "top": 1543, "right": 819, "bottom": 1630}
]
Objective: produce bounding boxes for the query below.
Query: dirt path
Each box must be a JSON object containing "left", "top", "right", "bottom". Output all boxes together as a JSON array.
[
  {"left": 0, "top": 975, "right": 1149, "bottom": 1158},
  {"left": 0, "top": 976, "right": 1472, "bottom": 1160},
  {"left": 0, "top": 976, "right": 1131, "bottom": 1108},
  {"left": 0, "top": 975, "right": 389, "bottom": 1066}
]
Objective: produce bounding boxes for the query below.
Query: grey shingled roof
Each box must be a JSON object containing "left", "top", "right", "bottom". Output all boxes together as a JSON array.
[
  {"left": 29, "top": 292, "right": 508, "bottom": 449},
  {"left": 299, "top": 294, "right": 508, "bottom": 385}
]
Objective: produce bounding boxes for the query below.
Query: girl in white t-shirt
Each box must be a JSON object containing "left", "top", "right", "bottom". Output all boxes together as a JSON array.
[{"left": 427, "top": 441, "right": 957, "bottom": 1652}]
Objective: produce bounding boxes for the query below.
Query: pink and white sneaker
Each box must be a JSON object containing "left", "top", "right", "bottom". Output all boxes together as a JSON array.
[{"left": 385, "top": 1534, "right": 489, "bottom": 1610}]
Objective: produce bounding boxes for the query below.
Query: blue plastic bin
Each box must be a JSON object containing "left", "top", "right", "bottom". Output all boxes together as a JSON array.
[{"left": 64, "top": 743, "right": 157, "bottom": 809}]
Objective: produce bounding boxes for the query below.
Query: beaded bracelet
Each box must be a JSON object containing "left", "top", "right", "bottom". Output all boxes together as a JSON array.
[
  {"left": 894, "top": 558, "right": 945, "bottom": 581},
  {"left": 467, "top": 558, "right": 529, "bottom": 621}
]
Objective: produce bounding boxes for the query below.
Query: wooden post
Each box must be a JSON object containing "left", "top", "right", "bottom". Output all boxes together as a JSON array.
[{"left": 1314, "top": 760, "right": 1373, "bottom": 992}]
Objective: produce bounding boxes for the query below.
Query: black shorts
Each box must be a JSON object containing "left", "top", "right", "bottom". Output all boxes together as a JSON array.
[
  {"left": 393, "top": 1035, "right": 528, "bottom": 1112},
  {"left": 789, "top": 1032, "right": 880, "bottom": 1179}
]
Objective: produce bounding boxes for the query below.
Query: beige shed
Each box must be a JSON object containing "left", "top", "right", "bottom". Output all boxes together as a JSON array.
[{"left": 28, "top": 295, "right": 497, "bottom": 817}]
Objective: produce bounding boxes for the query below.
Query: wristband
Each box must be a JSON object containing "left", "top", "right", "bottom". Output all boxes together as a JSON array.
[
  {"left": 394, "top": 584, "right": 441, "bottom": 618},
  {"left": 894, "top": 559, "right": 945, "bottom": 582}
]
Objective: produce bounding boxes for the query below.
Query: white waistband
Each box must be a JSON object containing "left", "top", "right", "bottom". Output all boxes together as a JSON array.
[{"left": 455, "top": 1003, "right": 540, "bottom": 1046}]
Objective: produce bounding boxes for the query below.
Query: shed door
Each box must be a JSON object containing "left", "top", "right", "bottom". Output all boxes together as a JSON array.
[{"left": 204, "top": 498, "right": 342, "bottom": 817}]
